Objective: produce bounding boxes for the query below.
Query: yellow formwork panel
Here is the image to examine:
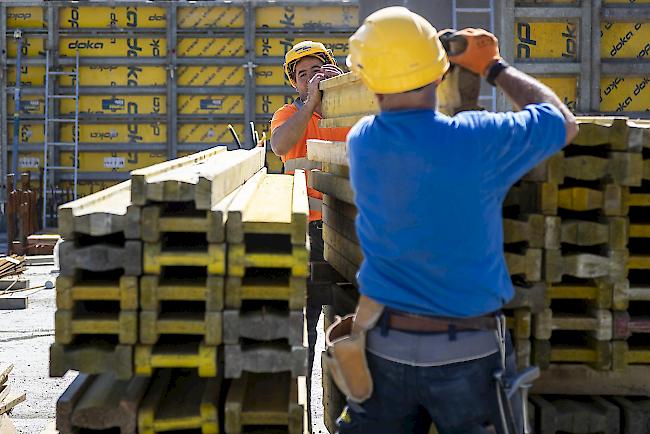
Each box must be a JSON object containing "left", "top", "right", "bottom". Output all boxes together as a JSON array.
[
  {"left": 177, "top": 95, "right": 244, "bottom": 115},
  {"left": 7, "top": 123, "right": 45, "bottom": 144},
  {"left": 601, "top": 22, "right": 650, "bottom": 59},
  {"left": 7, "top": 65, "right": 45, "bottom": 87},
  {"left": 59, "top": 37, "right": 166, "bottom": 58},
  {"left": 7, "top": 7, "right": 46, "bottom": 29},
  {"left": 59, "top": 152, "right": 167, "bottom": 172},
  {"left": 7, "top": 37, "right": 46, "bottom": 58},
  {"left": 255, "top": 37, "right": 349, "bottom": 57},
  {"left": 536, "top": 76, "right": 578, "bottom": 112},
  {"left": 177, "top": 124, "right": 246, "bottom": 144},
  {"left": 59, "top": 6, "right": 167, "bottom": 28},
  {"left": 14, "top": 152, "right": 42, "bottom": 172},
  {"left": 256, "top": 94, "right": 296, "bottom": 116},
  {"left": 8, "top": 96, "right": 44, "bottom": 115},
  {"left": 59, "top": 66, "right": 166, "bottom": 87},
  {"left": 61, "top": 95, "right": 166, "bottom": 115},
  {"left": 177, "top": 37, "right": 245, "bottom": 57},
  {"left": 255, "top": 66, "right": 291, "bottom": 87},
  {"left": 177, "top": 66, "right": 244, "bottom": 86},
  {"left": 177, "top": 6, "right": 245, "bottom": 28},
  {"left": 514, "top": 21, "right": 578, "bottom": 59},
  {"left": 60, "top": 123, "right": 167, "bottom": 144},
  {"left": 256, "top": 5, "right": 358, "bottom": 28},
  {"left": 600, "top": 76, "right": 650, "bottom": 112}
]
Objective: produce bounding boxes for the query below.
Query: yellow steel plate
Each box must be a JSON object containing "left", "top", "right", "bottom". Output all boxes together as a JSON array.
[
  {"left": 8, "top": 96, "right": 44, "bottom": 115},
  {"left": 536, "top": 76, "right": 578, "bottom": 112},
  {"left": 7, "top": 37, "right": 46, "bottom": 58},
  {"left": 7, "top": 7, "right": 46, "bottom": 29},
  {"left": 177, "top": 66, "right": 245, "bottom": 86},
  {"left": 59, "top": 152, "right": 167, "bottom": 172},
  {"left": 7, "top": 65, "right": 45, "bottom": 87},
  {"left": 59, "top": 66, "right": 166, "bottom": 87},
  {"left": 256, "top": 94, "right": 296, "bottom": 115},
  {"left": 256, "top": 6, "right": 358, "bottom": 28},
  {"left": 60, "top": 6, "right": 167, "bottom": 28},
  {"left": 61, "top": 95, "right": 166, "bottom": 115},
  {"left": 59, "top": 37, "right": 166, "bottom": 58},
  {"left": 62, "top": 181, "right": 120, "bottom": 197},
  {"left": 514, "top": 21, "right": 578, "bottom": 60},
  {"left": 177, "top": 95, "right": 244, "bottom": 115},
  {"left": 255, "top": 36, "right": 349, "bottom": 57},
  {"left": 177, "top": 37, "right": 245, "bottom": 57},
  {"left": 178, "top": 123, "right": 246, "bottom": 144},
  {"left": 177, "top": 6, "right": 245, "bottom": 28},
  {"left": 7, "top": 123, "right": 45, "bottom": 144},
  {"left": 601, "top": 22, "right": 650, "bottom": 59},
  {"left": 255, "top": 66, "right": 292, "bottom": 87},
  {"left": 600, "top": 76, "right": 650, "bottom": 112},
  {"left": 60, "top": 123, "right": 167, "bottom": 144}
]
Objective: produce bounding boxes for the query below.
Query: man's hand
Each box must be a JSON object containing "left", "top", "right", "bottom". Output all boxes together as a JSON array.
[
  {"left": 440, "top": 28, "right": 501, "bottom": 76},
  {"left": 305, "top": 64, "right": 343, "bottom": 109}
]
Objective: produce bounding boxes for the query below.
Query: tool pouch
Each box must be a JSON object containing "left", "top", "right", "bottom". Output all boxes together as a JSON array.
[{"left": 322, "top": 296, "right": 384, "bottom": 403}]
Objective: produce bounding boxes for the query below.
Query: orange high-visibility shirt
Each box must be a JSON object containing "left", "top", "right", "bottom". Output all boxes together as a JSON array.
[{"left": 271, "top": 103, "right": 351, "bottom": 221}]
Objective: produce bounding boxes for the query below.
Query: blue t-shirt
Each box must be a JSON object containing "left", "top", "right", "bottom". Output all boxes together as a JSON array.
[{"left": 347, "top": 103, "right": 566, "bottom": 317}]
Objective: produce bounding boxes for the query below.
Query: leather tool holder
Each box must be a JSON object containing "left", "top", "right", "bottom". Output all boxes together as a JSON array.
[{"left": 322, "top": 295, "right": 384, "bottom": 403}]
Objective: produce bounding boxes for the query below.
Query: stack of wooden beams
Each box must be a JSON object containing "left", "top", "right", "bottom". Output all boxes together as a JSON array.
[
  {"left": 313, "top": 72, "right": 650, "bottom": 434},
  {"left": 0, "top": 364, "right": 26, "bottom": 433},
  {"left": 51, "top": 146, "right": 309, "bottom": 433}
]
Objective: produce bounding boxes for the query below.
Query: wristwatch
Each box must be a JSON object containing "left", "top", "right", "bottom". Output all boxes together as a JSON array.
[{"left": 486, "top": 59, "right": 510, "bottom": 87}]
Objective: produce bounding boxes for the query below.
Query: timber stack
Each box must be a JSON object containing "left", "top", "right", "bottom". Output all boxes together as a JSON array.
[
  {"left": 312, "top": 72, "right": 650, "bottom": 434},
  {"left": 50, "top": 146, "right": 309, "bottom": 433}
]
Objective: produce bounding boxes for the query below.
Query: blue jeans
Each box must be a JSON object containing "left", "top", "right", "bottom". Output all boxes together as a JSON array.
[{"left": 337, "top": 337, "right": 522, "bottom": 434}]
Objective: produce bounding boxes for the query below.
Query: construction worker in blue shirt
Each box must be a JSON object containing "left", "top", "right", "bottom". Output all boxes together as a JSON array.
[{"left": 326, "top": 6, "right": 578, "bottom": 434}]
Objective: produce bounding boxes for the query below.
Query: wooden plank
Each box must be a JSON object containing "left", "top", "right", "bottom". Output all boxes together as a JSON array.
[
  {"left": 223, "top": 309, "right": 303, "bottom": 345},
  {"left": 322, "top": 202, "right": 358, "bottom": 244},
  {"left": 138, "top": 369, "right": 220, "bottom": 434},
  {"left": 319, "top": 72, "right": 378, "bottom": 128},
  {"left": 224, "top": 343, "right": 307, "bottom": 379},
  {"left": 0, "top": 279, "right": 29, "bottom": 290},
  {"left": 55, "top": 309, "right": 137, "bottom": 345},
  {"left": 56, "top": 373, "right": 92, "bottom": 434},
  {"left": 0, "top": 366, "right": 13, "bottom": 388},
  {"left": 226, "top": 168, "right": 268, "bottom": 243},
  {"left": 291, "top": 169, "right": 310, "bottom": 245},
  {"left": 227, "top": 244, "right": 309, "bottom": 277},
  {"left": 56, "top": 276, "right": 138, "bottom": 311},
  {"left": 225, "top": 275, "right": 306, "bottom": 310},
  {"left": 503, "top": 308, "right": 531, "bottom": 340},
  {"left": 533, "top": 308, "right": 613, "bottom": 340},
  {"left": 140, "top": 310, "right": 222, "bottom": 345},
  {"left": 311, "top": 171, "right": 354, "bottom": 205},
  {"left": 134, "top": 341, "right": 218, "bottom": 377},
  {"left": 531, "top": 365, "right": 650, "bottom": 395},
  {"left": 546, "top": 280, "right": 615, "bottom": 310},
  {"left": 544, "top": 216, "right": 628, "bottom": 250},
  {"left": 503, "top": 214, "right": 545, "bottom": 248},
  {"left": 323, "top": 243, "right": 359, "bottom": 287},
  {"left": 573, "top": 116, "right": 650, "bottom": 151},
  {"left": 306, "top": 139, "right": 349, "bottom": 167},
  {"left": 0, "top": 385, "right": 10, "bottom": 404},
  {"left": 140, "top": 275, "right": 224, "bottom": 312},
  {"left": 609, "top": 397, "right": 650, "bottom": 434},
  {"left": 503, "top": 283, "right": 546, "bottom": 313},
  {"left": 0, "top": 392, "right": 26, "bottom": 415},
  {"left": 544, "top": 249, "right": 627, "bottom": 283},
  {"left": 530, "top": 395, "right": 619, "bottom": 434},
  {"left": 143, "top": 243, "right": 225, "bottom": 275},
  {"left": 612, "top": 341, "right": 650, "bottom": 370},
  {"left": 131, "top": 146, "right": 226, "bottom": 205},
  {"left": 50, "top": 343, "right": 133, "bottom": 380},
  {"left": 134, "top": 148, "right": 263, "bottom": 209},
  {"left": 322, "top": 224, "right": 363, "bottom": 267},
  {"left": 225, "top": 372, "right": 302, "bottom": 434},
  {"left": 505, "top": 249, "right": 542, "bottom": 282},
  {"left": 0, "top": 414, "right": 18, "bottom": 434},
  {"left": 533, "top": 338, "right": 611, "bottom": 370},
  {"left": 58, "top": 180, "right": 141, "bottom": 240},
  {"left": 59, "top": 241, "right": 142, "bottom": 277}
]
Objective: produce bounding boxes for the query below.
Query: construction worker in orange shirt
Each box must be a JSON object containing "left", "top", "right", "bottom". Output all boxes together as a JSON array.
[{"left": 270, "top": 40, "right": 351, "bottom": 413}]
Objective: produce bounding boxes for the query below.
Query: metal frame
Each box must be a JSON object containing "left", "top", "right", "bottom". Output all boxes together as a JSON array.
[
  {"left": 1, "top": 0, "right": 359, "bottom": 201},
  {"left": 498, "top": 0, "right": 650, "bottom": 116}
]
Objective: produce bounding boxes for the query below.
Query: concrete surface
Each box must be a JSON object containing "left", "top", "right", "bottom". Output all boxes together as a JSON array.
[{"left": 0, "top": 260, "right": 331, "bottom": 434}]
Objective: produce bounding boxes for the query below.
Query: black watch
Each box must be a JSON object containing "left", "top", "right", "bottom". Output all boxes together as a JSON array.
[{"left": 486, "top": 59, "right": 510, "bottom": 87}]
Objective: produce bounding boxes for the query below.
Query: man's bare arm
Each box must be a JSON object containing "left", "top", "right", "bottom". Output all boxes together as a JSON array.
[
  {"left": 271, "top": 100, "right": 318, "bottom": 156},
  {"left": 495, "top": 67, "right": 578, "bottom": 145}
]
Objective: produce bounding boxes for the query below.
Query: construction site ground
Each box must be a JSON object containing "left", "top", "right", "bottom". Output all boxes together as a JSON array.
[{"left": 1, "top": 257, "right": 329, "bottom": 434}]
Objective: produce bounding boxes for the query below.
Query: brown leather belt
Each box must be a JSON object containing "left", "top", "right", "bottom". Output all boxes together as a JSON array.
[{"left": 386, "top": 310, "right": 498, "bottom": 333}]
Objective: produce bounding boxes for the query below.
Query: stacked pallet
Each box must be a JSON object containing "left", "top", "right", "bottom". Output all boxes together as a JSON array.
[
  {"left": 50, "top": 146, "right": 309, "bottom": 433},
  {"left": 314, "top": 72, "right": 650, "bottom": 434}
]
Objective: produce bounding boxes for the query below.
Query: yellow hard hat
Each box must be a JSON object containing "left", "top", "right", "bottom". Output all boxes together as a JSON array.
[
  {"left": 284, "top": 41, "right": 337, "bottom": 87},
  {"left": 347, "top": 6, "right": 450, "bottom": 94}
]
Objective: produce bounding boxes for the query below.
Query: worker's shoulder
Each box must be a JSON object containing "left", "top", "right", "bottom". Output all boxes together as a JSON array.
[
  {"left": 348, "top": 115, "right": 376, "bottom": 138},
  {"left": 272, "top": 103, "right": 298, "bottom": 119}
]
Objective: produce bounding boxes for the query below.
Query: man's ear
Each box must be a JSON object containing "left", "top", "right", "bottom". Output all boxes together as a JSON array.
[{"left": 375, "top": 94, "right": 385, "bottom": 104}]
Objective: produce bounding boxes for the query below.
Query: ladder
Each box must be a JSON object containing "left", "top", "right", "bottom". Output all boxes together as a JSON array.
[
  {"left": 452, "top": 0, "right": 496, "bottom": 111},
  {"left": 43, "top": 50, "right": 79, "bottom": 228}
]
